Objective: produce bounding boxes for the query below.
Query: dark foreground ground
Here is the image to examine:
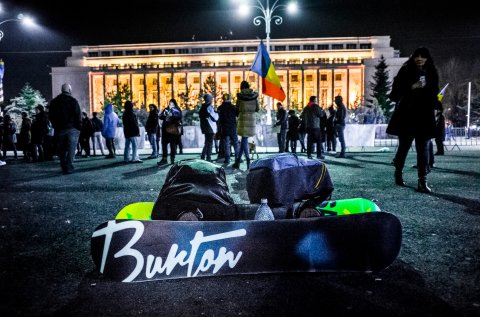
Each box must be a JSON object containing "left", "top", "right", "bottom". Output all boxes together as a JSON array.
[{"left": 0, "top": 149, "right": 479, "bottom": 316}]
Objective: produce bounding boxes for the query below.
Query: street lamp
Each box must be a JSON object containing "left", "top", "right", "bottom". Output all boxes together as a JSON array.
[
  {"left": 0, "top": 13, "right": 34, "bottom": 41},
  {"left": 238, "top": 0, "right": 298, "bottom": 123}
]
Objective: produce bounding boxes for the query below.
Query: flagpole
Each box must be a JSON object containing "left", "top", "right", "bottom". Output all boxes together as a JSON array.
[
  {"left": 466, "top": 81, "right": 471, "bottom": 138},
  {"left": 239, "top": 0, "right": 298, "bottom": 124}
]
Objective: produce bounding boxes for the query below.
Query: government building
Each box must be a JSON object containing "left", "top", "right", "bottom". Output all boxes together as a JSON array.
[{"left": 51, "top": 36, "right": 406, "bottom": 114}]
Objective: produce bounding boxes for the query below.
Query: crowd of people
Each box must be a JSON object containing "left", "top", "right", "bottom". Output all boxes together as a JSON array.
[
  {"left": 0, "top": 80, "right": 352, "bottom": 170},
  {"left": 3, "top": 63, "right": 446, "bottom": 194}
]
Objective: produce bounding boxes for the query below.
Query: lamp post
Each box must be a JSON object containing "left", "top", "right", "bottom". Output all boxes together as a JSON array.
[
  {"left": 0, "top": 13, "right": 33, "bottom": 42},
  {"left": 239, "top": 0, "right": 298, "bottom": 124}
]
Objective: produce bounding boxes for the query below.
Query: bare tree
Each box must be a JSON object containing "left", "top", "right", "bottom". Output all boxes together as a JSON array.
[{"left": 438, "top": 57, "right": 480, "bottom": 126}]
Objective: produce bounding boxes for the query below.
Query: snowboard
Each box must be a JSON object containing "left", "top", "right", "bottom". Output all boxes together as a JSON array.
[{"left": 91, "top": 212, "right": 402, "bottom": 282}]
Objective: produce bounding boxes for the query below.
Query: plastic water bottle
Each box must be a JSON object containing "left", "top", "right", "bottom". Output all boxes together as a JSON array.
[{"left": 254, "top": 198, "right": 275, "bottom": 220}]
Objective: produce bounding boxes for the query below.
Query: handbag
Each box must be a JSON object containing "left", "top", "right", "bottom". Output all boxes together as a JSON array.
[{"left": 165, "top": 122, "right": 180, "bottom": 135}]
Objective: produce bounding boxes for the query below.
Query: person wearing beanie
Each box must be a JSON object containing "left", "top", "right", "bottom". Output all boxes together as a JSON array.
[{"left": 48, "top": 83, "right": 82, "bottom": 174}]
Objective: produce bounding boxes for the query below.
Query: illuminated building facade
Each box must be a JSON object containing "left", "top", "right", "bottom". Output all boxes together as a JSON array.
[{"left": 51, "top": 36, "right": 406, "bottom": 113}]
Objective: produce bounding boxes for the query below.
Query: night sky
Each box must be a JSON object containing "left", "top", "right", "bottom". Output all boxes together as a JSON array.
[{"left": 0, "top": 0, "right": 478, "bottom": 101}]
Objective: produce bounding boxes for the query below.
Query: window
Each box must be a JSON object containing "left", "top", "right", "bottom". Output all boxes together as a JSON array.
[
  {"left": 125, "top": 50, "right": 136, "bottom": 56},
  {"left": 101, "top": 51, "right": 111, "bottom": 57},
  {"left": 193, "top": 77, "right": 200, "bottom": 84},
  {"left": 164, "top": 62, "right": 174, "bottom": 68},
  {"left": 233, "top": 47, "right": 244, "bottom": 52},
  {"left": 275, "top": 45, "right": 286, "bottom": 51},
  {"left": 178, "top": 77, "right": 186, "bottom": 84},
  {"left": 140, "top": 79, "right": 145, "bottom": 85},
  {"left": 246, "top": 46, "right": 257, "bottom": 52},
  {"left": 113, "top": 51, "right": 123, "bottom": 56},
  {"left": 289, "top": 45, "right": 300, "bottom": 51},
  {"left": 152, "top": 78, "right": 158, "bottom": 85},
  {"left": 178, "top": 48, "right": 189, "bottom": 54},
  {"left": 335, "top": 74, "right": 342, "bottom": 81},
  {"left": 234, "top": 76, "right": 242, "bottom": 83},
  {"left": 306, "top": 75, "right": 313, "bottom": 82},
  {"left": 138, "top": 50, "right": 149, "bottom": 55},
  {"left": 248, "top": 75, "right": 256, "bottom": 82},
  {"left": 204, "top": 47, "right": 216, "bottom": 53},
  {"left": 191, "top": 61, "right": 202, "bottom": 67},
  {"left": 332, "top": 44, "right": 344, "bottom": 50},
  {"left": 278, "top": 75, "right": 284, "bottom": 82},
  {"left": 165, "top": 49, "right": 175, "bottom": 54},
  {"left": 219, "top": 47, "right": 230, "bottom": 52},
  {"left": 275, "top": 59, "right": 286, "bottom": 65},
  {"left": 192, "top": 48, "right": 203, "bottom": 53},
  {"left": 88, "top": 52, "right": 99, "bottom": 57},
  {"left": 291, "top": 75, "right": 299, "bottom": 82},
  {"left": 303, "top": 45, "right": 314, "bottom": 50},
  {"left": 346, "top": 44, "right": 357, "bottom": 49},
  {"left": 320, "top": 74, "right": 328, "bottom": 81},
  {"left": 360, "top": 43, "right": 372, "bottom": 49},
  {"left": 151, "top": 49, "right": 162, "bottom": 55},
  {"left": 317, "top": 44, "right": 329, "bottom": 50},
  {"left": 304, "top": 58, "right": 315, "bottom": 64}
]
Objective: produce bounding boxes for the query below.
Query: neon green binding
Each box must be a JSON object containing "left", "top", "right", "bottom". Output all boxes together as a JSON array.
[
  {"left": 116, "top": 202, "right": 154, "bottom": 220},
  {"left": 315, "top": 198, "right": 381, "bottom": 216},
  {"left": 116, "top": 198, "right": 380, "bottom": 220}
]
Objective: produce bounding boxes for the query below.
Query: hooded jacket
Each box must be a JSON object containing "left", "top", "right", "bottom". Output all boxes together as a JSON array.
[
  {"left": 102, "top": 104, "right": 119, "bottom": 138},
  {"left": 236, "top": 88, "right": 259, "bottom": 137}
]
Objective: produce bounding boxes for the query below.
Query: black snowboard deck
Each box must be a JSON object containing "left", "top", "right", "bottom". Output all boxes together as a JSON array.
[{"left": 91, "top": 212, "right": 402, "bottom": 282}]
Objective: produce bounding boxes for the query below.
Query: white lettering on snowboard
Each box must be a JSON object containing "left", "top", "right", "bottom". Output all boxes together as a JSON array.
[{"left": 92, "top": 220, "right": 246, "bottom": 282}]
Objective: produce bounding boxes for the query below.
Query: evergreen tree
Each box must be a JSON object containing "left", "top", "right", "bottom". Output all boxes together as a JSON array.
[
  {"left": 369, "top": 55, "right": 394, "bottom": 120},
  {"left": 104, "top": 83, "right": 133, "bottom": 118},
  {"left": 201, "top": 75, "right": 225, "bottom": 106},
  {"left": 4, "top": 83, "right": 47, "bottom": 125}
]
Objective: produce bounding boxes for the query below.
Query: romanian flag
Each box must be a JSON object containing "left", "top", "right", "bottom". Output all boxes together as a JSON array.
[
  {"left": 438, "top": 83, "right": 448, "bottom": 101},
  {"left": 250, "top": 40, "right": 286, "bottom": 101}
]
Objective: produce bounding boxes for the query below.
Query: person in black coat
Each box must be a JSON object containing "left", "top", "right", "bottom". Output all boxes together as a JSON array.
[
  {"left": 30, "top": 105, "right": 49, "bottom": 162},
  {"left": 387, "top": 47, "right": 439, "bottom": 193},
  {"left": 286, "top": 110, "right": 300, "bottom": 153},
  {"left": 122, "top": 100, "right": 142, "bottom": 163},
  {"left": 145, "top": 104, "right": 159, "bottom": 159},
  {"left": 217, "top": 93, "right": 238, "bottom": 164},
  {"left": 434, "top": 101, "right": 445, "bottom": 155}
]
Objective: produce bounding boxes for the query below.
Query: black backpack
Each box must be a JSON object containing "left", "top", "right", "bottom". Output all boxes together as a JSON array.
[
  {"left": 151, "top": 159, "right": 236, "bottom": 221},
  {"left": 247, "top": 153, "right": 334, "bottom": 210}
]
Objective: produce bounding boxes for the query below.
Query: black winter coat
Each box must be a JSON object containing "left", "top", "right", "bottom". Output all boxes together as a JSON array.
[
  {"left": 122, "top": 110, "right": 140, "bottom": 138},
  {"left": 387, "top": 64, "right": 439, "bottom": 138}
]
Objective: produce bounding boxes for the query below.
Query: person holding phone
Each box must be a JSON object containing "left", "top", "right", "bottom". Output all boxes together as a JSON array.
[{"left": 387, "top": 47, "right": 439, "bottom": 193}]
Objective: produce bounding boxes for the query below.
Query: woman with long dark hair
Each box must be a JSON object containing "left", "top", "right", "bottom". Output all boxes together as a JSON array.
[{"left": 387, "top": 47, "right": 439, "bottom": 193}]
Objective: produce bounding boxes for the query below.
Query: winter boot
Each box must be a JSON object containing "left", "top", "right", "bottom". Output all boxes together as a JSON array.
[
  {"left": 417, "top": 176, "right": 432, "bottom": 193},
  {"left": 232, "top": 158, "right": 240, "bottom": 169},
  {"left": 395, "top": 170, "right": 406, "bottom": 186}
]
